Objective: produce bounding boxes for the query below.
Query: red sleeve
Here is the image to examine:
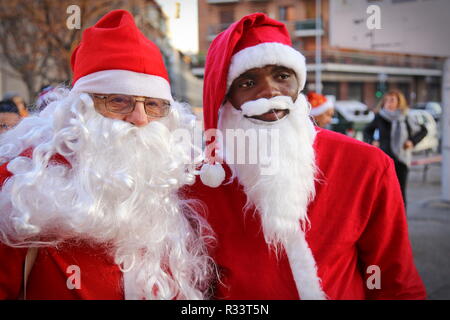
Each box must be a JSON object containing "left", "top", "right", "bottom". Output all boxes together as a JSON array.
[
  {"left": 0, "top": 161, "right": 13, "bottom": 187},
  {"left": 357, "top": 159, "right": 427, "bottom": 300},
  {"left": 0, "top": 244, "right": 27, "bottom": 299},
  {"left": 0, "top": 161, "right": 27, "bottom": 299},
  {"left": 0, "top": 149, "right": 71, "bottom": 299}
]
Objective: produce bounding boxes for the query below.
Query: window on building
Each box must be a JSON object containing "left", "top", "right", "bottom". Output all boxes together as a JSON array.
[
  {"left": 278, "top": 6, "right": 294, "bottom": 21},
  {"left": 348, "top": 82, "right": 364, "bottom": 101},
  {"left": 428, "top": 83, "right": 441, "bottom": 102},
  {"left": 219, "top": 9, "right": 234, "bottom": 24},
  {"left": 322, "top": 82, "right": 340, "bottom": 100}
]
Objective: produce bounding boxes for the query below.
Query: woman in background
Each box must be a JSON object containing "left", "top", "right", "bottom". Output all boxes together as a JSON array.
[{"left": 364, "top": 89, "right": 427, "bottom": 207}]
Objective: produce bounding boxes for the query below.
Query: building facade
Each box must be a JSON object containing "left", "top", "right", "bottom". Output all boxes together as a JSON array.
[{"left": 197, "top": 0, "right": 448, "bottom": 109}]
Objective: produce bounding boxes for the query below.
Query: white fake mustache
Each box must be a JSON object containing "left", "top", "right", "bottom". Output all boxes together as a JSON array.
[{"left": 240, "top": 96, "right": 294, "bottom": 117}]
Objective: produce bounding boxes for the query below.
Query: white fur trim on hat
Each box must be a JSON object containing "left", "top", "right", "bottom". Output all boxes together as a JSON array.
[
  {"left": 72, "top": 70, "right": 173, "bottom": 102},
  {"left": 227, "top": 42, "right": 307, "bottom": 92},
  {"left": 310, "top": 99, "right": 334, "bottom": 116}
]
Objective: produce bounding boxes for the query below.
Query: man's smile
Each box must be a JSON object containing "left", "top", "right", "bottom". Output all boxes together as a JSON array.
[{"left": 244, "top": 109, "right": 290, "bottom": 122}]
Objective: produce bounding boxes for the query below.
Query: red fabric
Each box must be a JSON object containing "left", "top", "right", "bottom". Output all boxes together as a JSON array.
[
  {"left": 0, "top": 242, "right": 123, "bottom": 300},
  {"left": 0, "top": 150, "right": 123, "bottom": 300},
  {"left": 185, "top": 129, "right": 427, "bottom": 300},
  {"left": 203, "top": 13, "right": 291, "bottom": 132},
  {"left": 71, "top": 10, "right": 169, "bottom": 85}
]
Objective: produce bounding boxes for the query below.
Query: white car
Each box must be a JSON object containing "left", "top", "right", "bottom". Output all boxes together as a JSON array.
[
  {"left": 408, "top": 109, "right": 439, "bottom": 153},
  {"left": 332, "top": 100, "right": 375, "bottom": 141},
  {"left": 413, "top": 102, "right": 442, "bottom": 122}
]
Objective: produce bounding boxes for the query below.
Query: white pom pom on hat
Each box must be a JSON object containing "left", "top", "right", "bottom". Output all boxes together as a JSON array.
[{"left": 199, "top": 163, "right": 226, "bottom": 188}]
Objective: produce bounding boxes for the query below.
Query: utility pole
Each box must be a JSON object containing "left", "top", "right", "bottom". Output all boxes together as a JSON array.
[
  {"left": 315, "top": 0, "right": 322, "bottom": 94},
  {"left": 442, "top": 58, "right": 450, "bottom": 202}
]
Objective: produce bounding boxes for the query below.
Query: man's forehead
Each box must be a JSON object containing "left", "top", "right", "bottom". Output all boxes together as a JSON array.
[
  {"left": 237, "top": 65, "right": 296, "bottom": 78},
  {"left": 0, "top": 112, "right": 20, "bottom": 121}
]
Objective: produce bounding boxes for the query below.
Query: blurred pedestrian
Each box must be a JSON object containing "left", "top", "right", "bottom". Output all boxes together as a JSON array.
[
  {"left": 0, "top": 100, "right": 21, "bottom": 134},
  {"left": 35, "top": 85, "right": 56, "bottom": 112},
  {"left": 307, "top": 92, "right": 334, "bottom": 128},
  {"left": 363, "top": 89, "right": 428, "bottom": 206},
  {"left": 2, "top": 92, "right": 29, "bottom": 117}
]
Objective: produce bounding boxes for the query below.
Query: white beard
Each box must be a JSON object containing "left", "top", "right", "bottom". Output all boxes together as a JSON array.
[
  {"left": 0, "top": 90, "right": 212, "bottom": 300},
  {"left": 218, "top": 93, "right": 317, "bottom": 247},
  {"left": 217, "top": 93, "right": 326, "bottom": 300}
]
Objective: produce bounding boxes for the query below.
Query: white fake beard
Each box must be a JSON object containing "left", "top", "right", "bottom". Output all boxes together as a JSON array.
[
  {"left": 0, "top": 91, "right": 212, "bottom": 300},
  {"left": 218, "top": 94, "right": 317, "bottom": 248}
]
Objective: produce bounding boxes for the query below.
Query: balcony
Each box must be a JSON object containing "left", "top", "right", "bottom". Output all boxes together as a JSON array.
[
  {"left": 294, "top": 19, "right": 324, "bottom": 37},
  {"left": 302, "top": 50, "right": 444, "bottom": 70},
  {"left": 207, "top": 0, "right": 239, "bottom": 4},
  {"left": 303, "top": 50, "right": 444, "bottom": 76}
]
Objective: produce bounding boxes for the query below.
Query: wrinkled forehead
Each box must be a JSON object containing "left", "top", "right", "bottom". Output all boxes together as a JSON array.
[
  {"left": 0, "top": 112, "right": 21, "bottom": 122},
  {"left": 235, "top": 65, "right": 297, "bottom": 79}
]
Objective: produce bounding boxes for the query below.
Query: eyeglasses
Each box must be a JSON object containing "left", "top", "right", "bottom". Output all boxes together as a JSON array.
[
  {"left": 0, "top": 123, "right": 15, "bottom": 129},
  {"left": 92, "top": 94, "right": 171, "bottom": 118}
]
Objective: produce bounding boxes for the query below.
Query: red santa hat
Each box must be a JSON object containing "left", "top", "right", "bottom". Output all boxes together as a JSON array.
[
  {"left": 307, "top": 92, "right": 334, "bottom": 116},
  {"left": 71, "top": 10, "right": 172, "bottom": 101},
  {"left": 200, "top": 13, "right": 307, "bottom": 188}
]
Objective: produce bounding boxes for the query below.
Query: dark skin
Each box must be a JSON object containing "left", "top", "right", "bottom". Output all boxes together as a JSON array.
[{"left": 227, "top": 65, "right": 300, "bottom": 122}]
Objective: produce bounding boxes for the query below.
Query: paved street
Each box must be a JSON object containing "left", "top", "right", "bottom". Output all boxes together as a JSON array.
[{"left": 407, "top": 160, "right": 450, "bottom": 300}]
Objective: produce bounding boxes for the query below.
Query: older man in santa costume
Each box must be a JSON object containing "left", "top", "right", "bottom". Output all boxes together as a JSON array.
[
  {"left": 188, "top": 13, "right": 426, "bottom": 300},
  {"left": 307, "top": 92, "right": 335, "bottom": 129},
  {"left": 0, "top": 10, "right": 212, "bottom": 300}
]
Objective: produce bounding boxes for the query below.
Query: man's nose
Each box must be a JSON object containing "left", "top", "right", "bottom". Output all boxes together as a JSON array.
[
  {"left": 125, "top": 101, "right": 149, "bottom": 127},
  {"left": 256, "top": 76, "right": 281, "bottom": 100}
]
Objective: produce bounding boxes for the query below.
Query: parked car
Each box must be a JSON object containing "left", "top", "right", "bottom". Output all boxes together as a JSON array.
[
  {"left": 408, "top": 109, "right": 440, "bottom": 154},
  {"left": 330, "top": 100, "right": 375, "bottom": 141},
  {"left": 412, "top": 102, "right": 442, "bottom": 122}
]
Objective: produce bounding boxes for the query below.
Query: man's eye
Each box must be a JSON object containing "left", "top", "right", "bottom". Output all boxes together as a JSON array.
[
  {"left": 111, "top": 97, "right": 127, "bottom": 104},
  {"left": 239, "top": 80, "right": 255, "bottom": 88},
  {"left": 145, "top": 101, "right": 158, "bottom": 107},
  {"left": 278, "top": 73, "right": 291, "bottom": 80}
]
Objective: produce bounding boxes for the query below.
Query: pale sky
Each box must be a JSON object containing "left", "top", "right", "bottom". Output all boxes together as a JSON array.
[{"left": 156, "top": 0, "right": 199, "bottom": 54}]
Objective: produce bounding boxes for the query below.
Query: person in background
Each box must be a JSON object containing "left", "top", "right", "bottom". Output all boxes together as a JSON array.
[
  {"left": 2, "top": 92, "right": 29, "bottom": 117},
  {"left": 0, "top": 100, "right": 21, "bottom": 134},
  {"left": 363, "top": 89, "right": 427, "bottom": 206},
  {"left": 35, "top": 85, "right": 56, "bottom": 112},
  {"left": 307, "top": 92, "right": 334, "bottom": 128}
]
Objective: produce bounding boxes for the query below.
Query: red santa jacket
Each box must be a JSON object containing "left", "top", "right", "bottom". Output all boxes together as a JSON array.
[
  {"left": 0, "top": 242, "right": 123, "bottom": 299},
  {"left": 185, "top": 128, "right": 426, "bottom": 300},
  {"left": 0, "top": 149, "right": 124, "bottom": 300}
]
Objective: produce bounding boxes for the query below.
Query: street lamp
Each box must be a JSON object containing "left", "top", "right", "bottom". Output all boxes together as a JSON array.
[{"left": 315, "top": 0, "right": 322, "bottom": 94}]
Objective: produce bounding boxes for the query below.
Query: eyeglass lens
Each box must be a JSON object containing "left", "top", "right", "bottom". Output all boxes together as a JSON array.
[{"left": 106, "top": 95, "right": 170, "bottom": 117}]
